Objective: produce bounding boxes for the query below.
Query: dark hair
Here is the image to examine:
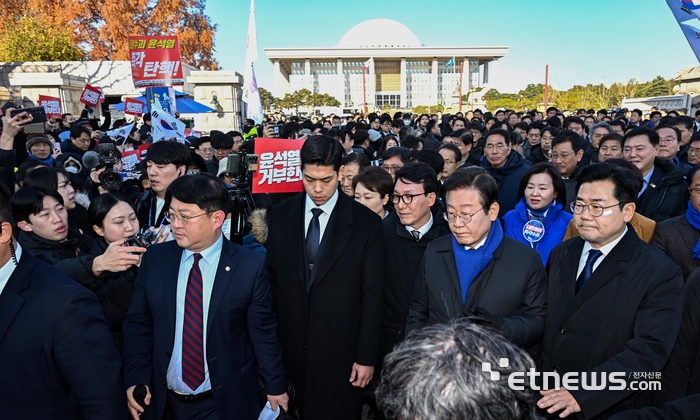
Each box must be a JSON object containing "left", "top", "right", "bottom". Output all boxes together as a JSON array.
[
  {"left": 401, "top": 135, "right": 424, "bottom": 150},
  {"left": 380, "top": 114, "right": 392, "bottom": 124},
  {"left": 382, "top": 146, "right": 411, "bottom": 163},
  {"left": 452, "top": 129, "right": 474, "bottom": 147},
  {"left": 631, "top": 109, "right": 643, "bottom": 118},
  {"left": 484, "top": 128, "right": 511, "bottom": 146},
  {"left": 551, "top": 130, "right": 585, "bottom": 153},
  {"left": 574, "top": 162, "right": 639, "bottom": 208},
  {"left": 88, "top": 193, "right": 134, "bottom": 228},
  {"left": 452, "top": 116, "right": 468, "bottom": 127},
  {"left": 70, "top": 125, "right": 91, "bottom": 140},
  {"left": 341, "top": 152, "right": 370, "bottom": 169},
  {"left": 22, "top": 166, "right": 59, "bottom": 191},
  {"left": 411, "top": 150, "right": 444, "bottom": 178},
  {"left": 442, "top": 167, "right": 498, "bottom": 210},
  {"left": 12, "top": 187, "right": 64, "bottom": 224},
  {"left": 394, "top": 162, "right": 439, "bottom": 195},
  {"left": 650, "top": 111, "right": 662, "bottom": 119},
  {"left": 546, "top": 116, "right": 561, "bottom": 128},
  {"left": 564, "top": 116, "right": 585, "bottom": 130},
  {"left": 301, "top": 135, "right": 344, "bottom": 172},
  {"left": 16, "top": 160, "right": 49, "bottom": 187},
  {"left": 377, "top": 134, "right": 399, "bottom": 157},
  {"left": 354, "top": 129, "right": 369, "bottom": 146},
  {"left": 527, "top": 121, "right": 544, "bottom": 133},
  {"left": 599, "top": 132, "right": 624, "bottom": 148},
  {"left": 623, "top": 126, "right": 660, "bottom": 147},
  {"left": 490, "top": 121, "right": 509, "bottom": 130},
  {"left": 517, "top": 163, "right": 567, "bottom": 204},
  {"left": 610, "top": 119, "right": 627, "bottom": 131},
  {"left": 669, "top": 116, "right": 695, "bottom": 132},
  {"left": 542, "top": 126, "right": 559, "bottom": 138},
  {"left": 655, "top": 124, "right": 682, "bottom": 143},
  {"left": 391, "top": 120, "right": 403, "bottom": 129},
  {"left": 439, "top": 143, "right": 462, "bottom": 163},
  {"left": 514, "top": 122, "right": 529, "bottom": 132},
  {"left": 604, "top": 158, "right": 644, "bottom": 194},
  {"left": 326, "top": 128, "right": 344, "bottom": 142},
  {"left": 352, "top": 166, "right": 395, "bottom": 208},
  {"left": 425, "top": 119, "right": 439, "bottom": 132},
  {"left": 510, "top": 131, "right": 523, "bottom": 147},
  {"left": 145, "top": 140, "right": 191, "bottom": 167},
  {"left": 193, "top": 136, "right": 211, "bottom": 149},
  {"left": 211, "top": 132, "right": 234, "bottom": 149},
  {"left": 227, "top": 131, "right": 243, "bottom": 139},
  {"left": 166, "top": 173, "right": 229, "bottom": 214},
  {"left": 688, "top": 164, "right": 700, "bottom": 186},
  {"left": 142, "top": 113, "right": 152, "bottom": 122}
]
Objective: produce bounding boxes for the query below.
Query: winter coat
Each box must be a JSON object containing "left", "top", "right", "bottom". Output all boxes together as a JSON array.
[
  {"left": 636, "top": 158, "right": 689, "bottom": 222},
  {"left": 482, "top": 151, "right": 531, "bottom": 218},
  {"left": 503, "top": 199, "right": 572, "bottom": 266}
]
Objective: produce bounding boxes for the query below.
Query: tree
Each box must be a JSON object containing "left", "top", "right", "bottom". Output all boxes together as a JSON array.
[
  {"left": 258, "top": 87, "right": 274, "bottom": 111},
  {"left": 0, "top": 14, "right": 83, "bottom": 61},
  {"left": 0, "top": 0, "right": 218, "bottom": 69}
]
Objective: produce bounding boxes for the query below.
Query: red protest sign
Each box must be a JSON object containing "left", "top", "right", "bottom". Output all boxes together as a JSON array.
[
  {"left": 128, "top": 36, "right": 184, "bottom": 88},
  {"left": 124, "top": 98, "right": 145, "bottom": 116},
  {"left": 96, "top": 87, "right": 105, "bottom": 103},
  {"left": 121, "top": 143, "right": 152, "bottom": 171},
  {"left": 38, "top": 95, "right": 62, "bottom": 119},
  {"left": 80, "top": 84, "right": 101, "bottom": 106},
  {"left": 252, "top": 138, "right": 305, "bottom": 194}
]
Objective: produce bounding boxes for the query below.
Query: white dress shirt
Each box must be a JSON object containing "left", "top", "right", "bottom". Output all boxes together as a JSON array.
[
  {"left": 576, "top": 227, "right": 628, "bottom": 279},
  {"left": 304, "top": 190, "right": 339, "bottom": 242},
  {"left": 166, "top": 235, "right": 224, "bottom": 393},
  {"left": 405, "top": 213, "right": 434, "bottom": 240},
  {"left": 0, "top": 243, "right": 21, "bottom": 296}
]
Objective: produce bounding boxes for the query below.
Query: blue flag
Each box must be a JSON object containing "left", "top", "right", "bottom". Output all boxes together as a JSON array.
[
  {"left": 667, "top": 0, "right": 700, "bottom": 62},
  {"left": 445, "top": 57, "right": 455, "bottom": 67}
]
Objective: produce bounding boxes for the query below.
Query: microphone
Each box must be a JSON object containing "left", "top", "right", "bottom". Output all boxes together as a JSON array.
[
  {"left": 133, "top": 384, "right": 148, "bottom": 412},
  {"left": 82, "top": 151, "right": 101, "bottom": 170}
]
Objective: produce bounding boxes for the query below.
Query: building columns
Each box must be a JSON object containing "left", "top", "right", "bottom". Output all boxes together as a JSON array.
[
  {"left": 337, "top": 58, "right": 344, "bottom": 107},
  {"left": 483, "top": 60, "right": 489, "bottom": 84},
  {"left": 431, "top": 58, "right": 438, "bottom": 106},
  {"left": 400, "top": 58, "right": 407, "bottom": 109},
  {"left": 305, "top": 59, "right": 312, "bottom": 91}
]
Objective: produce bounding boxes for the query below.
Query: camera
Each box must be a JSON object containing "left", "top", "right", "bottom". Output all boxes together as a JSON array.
[
  {"left": 124, "top": 229, "right": 158, "bottom": 250},
  {"left": 96, "top": 144, "right": 122, "bottom": 191},
  {"left": 226, "top": 153, "right": 258, "bottom": 174},
  {"left": 11, "top": 106, "right": 47, "bottom": 134}
]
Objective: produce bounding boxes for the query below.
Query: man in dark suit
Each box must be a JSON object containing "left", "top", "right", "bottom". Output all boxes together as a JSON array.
[
  {"left": 266, "top": 136, "right": 385, "bottom": 420},
  {"left": 123, "top": 174, "right": 288, "bottom": 420},
  {"left": 0, "top": 188, "right": 125, "bottom": 419},
  {"left": 651, "top": 164, "right": 700, "bottom": 281},
  {"left": 538, "top": 163, "right": 684, "bottom": 419},
  {"left": 406, "top": 167, "right": 547, "bottom": 347}
]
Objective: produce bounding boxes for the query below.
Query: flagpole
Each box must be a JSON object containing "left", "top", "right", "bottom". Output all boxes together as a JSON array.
[
  {"left": 458, "top": 60, "right": 464, "bottom": 113},
  {"left": 362, "top": 63, "right": 367, "bottom": 117},
  {"left": 544, "top": 64, "right": 549, "bottom": 110}
]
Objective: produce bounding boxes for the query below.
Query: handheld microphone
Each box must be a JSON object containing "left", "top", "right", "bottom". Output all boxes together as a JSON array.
[
  {"left": 133, "top": 384, "right": 148, "bottom": 411},
  {"left": 82, "top": 151, "right": 101, "bottom": 170}
]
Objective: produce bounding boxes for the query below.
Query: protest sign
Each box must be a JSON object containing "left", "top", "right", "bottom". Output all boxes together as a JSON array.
[
  {"left": 124, "top": 98, "right": 145, "bottom": 116},
  {"left": 80, "top": 84, "right": 102, "bottom": 106},
  {"left": 38, "top": 95, "right": 62, "bottom": 119},
  {"left": 252, "top": 138, "right": 305, "bottom": 194},
  {"left": 128, "top": 36, "right": 184, "bottom": 88}
]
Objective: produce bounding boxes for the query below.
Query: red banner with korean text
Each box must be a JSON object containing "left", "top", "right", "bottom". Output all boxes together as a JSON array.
[
  {"left": 124, "top": 98, "right": 145, "bottom": 116},
  {"left": 252, "top": 138, "right": 305, "bottom": 194},
  {"left": 80, "top": 84, "right": 101, "bottom": 106},
  {"left": 128, "top": 36, "right": 184, "bottom": 88},
  {"left": 120, "top": 144, "right": 152, "bottom": 171},
  {"left": 38, "top": 95, "right": 62, "bottom": 119}
]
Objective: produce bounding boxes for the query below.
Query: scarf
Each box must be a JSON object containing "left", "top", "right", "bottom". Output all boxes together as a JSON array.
[
  {"left": 685, "top": 201, "right": 700, "bottom": 260},
  {"left": 28, "top": 153, "right": 54, "bottom": 166},
  {"left": 527, "top": 200, "right": 554, "bottom": 221},
  {"left": 452, "top": 220, "right": 504, "bottom": 304}
]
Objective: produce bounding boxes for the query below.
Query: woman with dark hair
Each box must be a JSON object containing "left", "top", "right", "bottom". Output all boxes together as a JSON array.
[
  {"left": 503, "top": 162, "right": 572, "bottom": 265},
  {"left": 377, "top": 134, "right": 399, "bottom": 158},
  {"left": 87, "top": 193, "right": 166, "bottom": 351},
  {"left": 23, "top": 166, "right": 89, "bottom": 231},
  {"left": 352, "top": 166, "right": 394, "bottom": 219}
]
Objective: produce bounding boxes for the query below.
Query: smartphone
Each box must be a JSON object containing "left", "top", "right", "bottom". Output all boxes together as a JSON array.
[
  {"left": 271, "top": 124, "right": 282, "bottom": 138},
  {"left": 11, "top": 107, "right": 47, "bottom": 124},
  {"left": 52, "top": 142, "right": 61, "bottom": 155}
]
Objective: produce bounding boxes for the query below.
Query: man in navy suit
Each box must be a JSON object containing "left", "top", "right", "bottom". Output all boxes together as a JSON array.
[
  {"left": 123, "top": 173, "right": 288, "bottom": 420},
  {"left": 0, "top": 187, "right": 125, "bottom": 419}
]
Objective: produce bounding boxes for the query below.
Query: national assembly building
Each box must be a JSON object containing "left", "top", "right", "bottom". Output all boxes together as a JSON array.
[{"left": 265, "top": 19, "right": 509, "bottom": 110}]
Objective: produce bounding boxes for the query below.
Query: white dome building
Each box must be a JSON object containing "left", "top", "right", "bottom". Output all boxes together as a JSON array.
[{"left": 265, "top": 19, "right": 508, "bottom": 111}]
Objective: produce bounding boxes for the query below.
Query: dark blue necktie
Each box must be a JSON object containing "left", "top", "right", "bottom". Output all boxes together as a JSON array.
[
  {"left": 576, "top": 249, "right": 603, "bottom": 294},
  {"left": 306, "top": 208, "right": 323, "bottom": 271}
]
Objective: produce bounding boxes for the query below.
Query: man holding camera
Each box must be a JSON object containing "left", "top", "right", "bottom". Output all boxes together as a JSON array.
[{"left": 135, "top": 141, "right": 191, "bottom": 231}]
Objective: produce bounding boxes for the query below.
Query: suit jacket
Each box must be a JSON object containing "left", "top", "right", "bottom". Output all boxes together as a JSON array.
[
  {"left": 123, "top": 238, "right": 286, "bottom": 420},
  {"left": 540, "top": 229, "right": 684, "bottom": 419},
  {"left": 0, "top": 250, "right": 125, "bottom": 420},
  {"left": 651, "top": 215, "right": 700, "bottom": 280},
  {"left": 609, "top": 394, "right": 700, "bottom": 420},
  {"left": 406, "top": 235, "right": 547, "bottom": 347},
  {"left": 636, "top": 158, "right": 689, "bottom": 222},
  {"left": 266, "top": 192, "right": 385, "bottom": 420}
]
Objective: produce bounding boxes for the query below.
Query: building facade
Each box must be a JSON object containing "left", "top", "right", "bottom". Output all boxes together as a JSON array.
[{"left": 265, "top": 19, "right": 508, "bottom": 110}]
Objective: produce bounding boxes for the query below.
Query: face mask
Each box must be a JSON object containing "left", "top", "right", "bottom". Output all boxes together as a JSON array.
[{"left": 403, "top": 120, "right": 411, "bottom": 126}]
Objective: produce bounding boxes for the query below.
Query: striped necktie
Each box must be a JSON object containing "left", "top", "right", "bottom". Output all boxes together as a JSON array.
[{"left": 182, "top": 253, "right": 205, "bottom": 391}]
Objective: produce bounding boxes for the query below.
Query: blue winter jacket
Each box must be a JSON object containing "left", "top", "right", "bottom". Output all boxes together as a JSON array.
[{"left": 503, "top": 198, "right": 572, "bottom": 266}]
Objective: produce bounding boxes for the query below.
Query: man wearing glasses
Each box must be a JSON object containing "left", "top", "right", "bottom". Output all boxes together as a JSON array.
[
  {"left": 406, "top": 167, "right": 547, "bottom": 349},
  {"left": 124, "top": 174, "right": 289, "bottom": 420},
  {"left": 654, "top": 125, "right": 691, "bottom": 172},
  {"left": 538, "top": 163, "right": 683, "bottom": 419},
  {"left": 623, "top": 126, "right": 688, "bottom": 222}
]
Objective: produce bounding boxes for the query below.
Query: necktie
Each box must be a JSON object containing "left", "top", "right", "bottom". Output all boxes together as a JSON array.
[
  {"left": 576, "top": 249, "right": 603, "bottom": 294},
  {"left": 411, "top": 230, "right": 421, "bottom": 241},
  {"left": 182, "top": 253, "right": 205, "bottom": 391},
  {"left": 306, "top": 208, "right": 324, "bottom": 269}
]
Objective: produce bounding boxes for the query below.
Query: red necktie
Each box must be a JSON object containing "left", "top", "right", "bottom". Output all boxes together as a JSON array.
[{"left": 182, "top": 253, "right": 205, "bottom": 391}]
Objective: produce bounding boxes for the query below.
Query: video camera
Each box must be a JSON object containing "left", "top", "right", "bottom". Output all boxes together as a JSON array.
[
  {"left": 225, "top": 151, "right": 258, "bottom": 245},
  {"left": 83, "top": 143, "right": 141, "bottom": 191}
]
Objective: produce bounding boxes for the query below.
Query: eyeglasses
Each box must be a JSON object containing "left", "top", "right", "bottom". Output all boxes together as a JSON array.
[
  {"left": 484, "top": 144, "right": 507, "bottom": 151},
  {"left": 198, "top": 147, "right": 213, "bottom": 153},
  {"left": 551, "top": 152, "right": 574, "bottom": 161},
  {"left": 570, "top": 202, "right": 623, "bottom": 217},
  {"left": 443, "top": 208, "right": 483, "bottom": 224},
  {"left": 164, "top": 211, "right": 209, "bottom": 225},
  {"left": 688, "top": 147, "right": 700, "bottom": 155},
  {"left": 444, "top": 160, "right": 456, "bottom": 166},
  {"left": 690, "top": 188, "right": 700, "bottom": 196},
  {"left": 382, "top": 165, "right": 402, "bottom": 173},
  {"left": 391, "top": 193, "right": 426, "bottom": 205},
  {"left": 659, "top": 137, "right": 678, "bottom": 144}
]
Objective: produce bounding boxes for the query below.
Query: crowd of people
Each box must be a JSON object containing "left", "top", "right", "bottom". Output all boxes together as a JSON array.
[{"left": 1, "top": 102, "right": 700, "bottom": 420}]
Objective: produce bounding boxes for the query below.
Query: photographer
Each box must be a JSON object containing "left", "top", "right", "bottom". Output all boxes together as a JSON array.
[
  {"left": 135, "top": 140, "right": 190, "bottom": 230},
  {"left": 87, "top": 194, "right": 167, "bottom": 351},
  {"left": 12, "top": 186, "right": 146, "bottom": 291}
]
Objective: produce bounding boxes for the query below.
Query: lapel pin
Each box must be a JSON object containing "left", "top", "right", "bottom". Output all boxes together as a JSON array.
[{"left": 225, "top": 266, "right": 231, "bottom": 272}]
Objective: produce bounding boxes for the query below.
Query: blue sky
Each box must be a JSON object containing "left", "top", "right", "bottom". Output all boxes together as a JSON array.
[{"left": 205, "top": 0, "right": 696, "bottom": 94}]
